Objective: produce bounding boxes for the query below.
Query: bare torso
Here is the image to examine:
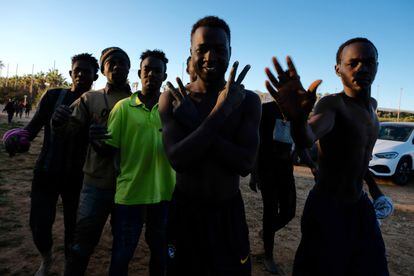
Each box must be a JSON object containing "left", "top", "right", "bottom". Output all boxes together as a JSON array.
[
  {"left": 159, "top": 87, "right": 261, "bottom": 202},
  {"left": 313, "top": 93, "right": 378, "bottom": 202}
]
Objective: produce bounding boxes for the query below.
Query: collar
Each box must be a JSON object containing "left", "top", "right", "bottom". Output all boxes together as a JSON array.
[
  {"left": 129, "top": 92, "right": 143, "bottom": 107},
  {"left": 129, "top": 91, "right": 159, "bottom": 110}
]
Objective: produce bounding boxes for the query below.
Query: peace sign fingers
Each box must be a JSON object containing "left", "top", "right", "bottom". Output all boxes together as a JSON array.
[
  {"left": 235, "top": 64, "right": 251, "bottom": 86},
  {"left": 227, "top": 61, "right": 239, "bottom": 87},
  {"left": 166, "top": 81, "right": 183, "bottom": 103},
  {"left": 176, "top": 77, "right": 188, "bottom": 99}
]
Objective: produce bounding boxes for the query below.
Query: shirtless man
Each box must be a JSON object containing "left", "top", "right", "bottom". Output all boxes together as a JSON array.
[
  {"left": 265, "top": 37, "right": 388, "bottom": 275},
  {"left": 159, "top": 16, "right": 261, "bottom": 275}
]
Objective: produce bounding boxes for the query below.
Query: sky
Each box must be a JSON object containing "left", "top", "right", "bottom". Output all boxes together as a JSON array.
[{"left": 1, "top": 0, "right": 413, "bottom": 110}]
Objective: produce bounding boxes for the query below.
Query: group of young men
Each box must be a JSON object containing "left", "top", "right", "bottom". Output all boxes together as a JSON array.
[{"left": 3, "top": 15, "right": 392, "bottom": 276}]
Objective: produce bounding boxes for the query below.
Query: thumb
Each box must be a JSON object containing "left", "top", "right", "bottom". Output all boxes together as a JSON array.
[{"left": 307, "top": 79, "right": 323, "bottom": 95}]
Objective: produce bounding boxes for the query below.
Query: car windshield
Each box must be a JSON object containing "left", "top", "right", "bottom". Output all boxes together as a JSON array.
[{"left": 378, "top": 125, "right": 413, "bottom": 142}]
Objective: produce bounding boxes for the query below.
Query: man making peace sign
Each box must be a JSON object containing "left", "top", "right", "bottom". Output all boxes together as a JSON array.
[{"left": 159, "top": 16, "right": 261, "bottom": 276}]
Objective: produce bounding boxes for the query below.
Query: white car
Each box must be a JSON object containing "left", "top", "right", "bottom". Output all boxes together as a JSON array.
[{"left": 369, "top": 122, "right": 414, "bottom": 185}]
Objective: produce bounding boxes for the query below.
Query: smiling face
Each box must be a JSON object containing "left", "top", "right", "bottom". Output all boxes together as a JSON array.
[
  {"left": 70, "top": 60, "right": 96, "bottom": 92},
  {"left": 335, "top": 42, "right": 378, "bottom": 96},
  {"left": 190, "top": 26, "right": 231, "bottom": 84}
]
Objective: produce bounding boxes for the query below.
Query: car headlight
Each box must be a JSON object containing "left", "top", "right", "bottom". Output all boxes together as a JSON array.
[{"left": 374, "top": 152, "right": 399, "bottom": 159}]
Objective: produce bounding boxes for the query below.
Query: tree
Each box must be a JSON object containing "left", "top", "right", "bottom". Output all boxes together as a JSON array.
[{"left": 0, "top": 69, "right": 69, "bottom": 104}]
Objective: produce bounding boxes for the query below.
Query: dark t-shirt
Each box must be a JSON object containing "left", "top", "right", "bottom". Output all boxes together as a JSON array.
[
  {"left": 25, "top": 88, "right": 88, "bottom": 176},
  {"left": 257, "top": 101, "right": 293, "bottom": 171}
]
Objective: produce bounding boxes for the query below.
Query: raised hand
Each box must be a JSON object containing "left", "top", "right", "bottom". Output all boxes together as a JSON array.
[
  {"left": 265, "top": 56, "right": 322, "bottom": 121},
  {"left": 89, "top": 113, "right": 111, "bottom": 142},
  {"left": 215, "top": 61, "right": 250, "bottom": 117},
  {"left": 51, "top": 105, "right": 73, "bottom": 127},
  {"left": 166, "top": 77, "right": 201, "bottom": 129}
]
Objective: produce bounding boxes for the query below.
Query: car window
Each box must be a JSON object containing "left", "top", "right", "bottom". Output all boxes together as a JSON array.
[{"left": 378, "top": 125, "right": 413, "bottom": 142}]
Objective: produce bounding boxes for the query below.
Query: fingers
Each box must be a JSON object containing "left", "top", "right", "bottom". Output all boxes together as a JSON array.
[
  {"left": 286, "top": 56, "right": 299, "bottom": 78},
  {"left": 176, "top": 77, "right": 187, "bottom": 98},
  {"left": 235, "top": 64, "right": 251, "bottom": 86},
  {"left": 227, "top": 61, "right": 239, "bottom": 87},
  {"left": 307, "top": 79, "right": 323, "bottom": 94},
  {"left": 167, "top": 81, "right": 183, "bottom": 102},
  {"left": 265, "top": 67, "right": 279, "bottom": 88},
  {"left": 265, "top": 80, "right": 280, "bottom": 103},
  {"left": 90, "top": 124, "right": 111, "bottom": 140},
  {"left": 272, "top": 57, "right": 285, "bottom": 77}
]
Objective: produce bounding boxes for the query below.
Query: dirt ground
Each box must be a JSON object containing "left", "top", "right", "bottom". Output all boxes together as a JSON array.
[{"left": 0, "top": 111, "right": 413, "bottom": 276}]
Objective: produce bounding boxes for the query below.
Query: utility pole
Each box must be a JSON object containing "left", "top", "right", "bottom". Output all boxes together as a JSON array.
[
  {"left": 5, "top": 63, "right": 9, "bottom": 87},
  {"left": 29, "top": 64, "right": 34, "bottom": 98},
  {"left": 397, "top": 88, "right": 403, "bottom": 122},
  {"left": 14, "top": 64, "right": 19, "bottom": 88}
]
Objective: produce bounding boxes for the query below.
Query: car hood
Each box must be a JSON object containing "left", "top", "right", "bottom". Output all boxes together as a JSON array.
[{"left": 373, "top": 139, "right": 404, "bottom": 154}]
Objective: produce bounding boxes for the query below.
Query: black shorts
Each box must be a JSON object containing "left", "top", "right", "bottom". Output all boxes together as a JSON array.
[
  {"left": 293, "top": 189, "right": 389, "bottom": 276},
  {"left": 167, "top": 189, "right": 251, "bottom": 276}
]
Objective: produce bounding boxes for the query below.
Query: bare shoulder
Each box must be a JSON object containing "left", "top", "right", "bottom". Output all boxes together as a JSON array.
[
  {"left": 243, "top": 90, "right": 261, "bottom": 109},
  {"left": 314, "top": 93, "right": 343, "bottom": 114},
  {"left": 158, "top": 90, "right": 173, "bottom": 114}
]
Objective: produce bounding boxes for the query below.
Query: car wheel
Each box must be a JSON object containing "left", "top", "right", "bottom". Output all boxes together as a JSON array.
[{"left": 393, "top": 157, "right": 412, "bottom": 186}]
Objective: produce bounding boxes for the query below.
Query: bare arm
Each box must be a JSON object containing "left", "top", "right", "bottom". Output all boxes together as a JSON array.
[
  {"left": 211, "top": 92, "right": 261, "bottom": 176},
  {"left": 159, "top": 90, "right": 224, "bottom": 172},
  {"left": 160, "top": 61, "right": 250, "bottom": 172}
]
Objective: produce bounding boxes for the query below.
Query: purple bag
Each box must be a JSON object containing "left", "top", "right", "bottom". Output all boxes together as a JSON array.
[{"left": 2, "top": 128, "right": 31, "bottom": 156}]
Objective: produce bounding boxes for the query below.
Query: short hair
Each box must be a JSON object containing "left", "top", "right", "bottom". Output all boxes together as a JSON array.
[
  {"left": 336, "top": 37, "right": 378, "bottom": 64},
  {"left": 140, "top": 49, "right": 168, "bottom": 72},
  {"left": 71, "top": 53, "right": 99, "bottom": 74},
  {"left": 191, "top": 16, "right": 231, "bottom": 44}
]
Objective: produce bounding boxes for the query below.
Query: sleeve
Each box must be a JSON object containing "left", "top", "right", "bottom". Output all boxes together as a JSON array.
[
  {"left": 70, "top": 94, "right": 91, "bottom": 128},
  {"left": 24, "top": 90, "right": 51, "bottom": 140},
  {"left": 105, "top": 101, "right": 123, "bottom": 149}
]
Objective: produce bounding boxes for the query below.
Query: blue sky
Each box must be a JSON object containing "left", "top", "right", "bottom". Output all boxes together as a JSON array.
[{"left": 1, "top": 0, "right": 413, "bottom": 110}]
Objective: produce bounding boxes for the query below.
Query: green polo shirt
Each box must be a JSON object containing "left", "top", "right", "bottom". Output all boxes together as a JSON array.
[{"left": 106, "top": 92, "right": 175, "bottom": 205}]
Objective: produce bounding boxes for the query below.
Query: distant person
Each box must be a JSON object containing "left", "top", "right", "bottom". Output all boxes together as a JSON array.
[
  {"left": 104, "top": 49, "right": 175, "bottom": 276},
  {"left": 2, "top": 53, "right": 99, "bottom": 276},
  {"left": 58, "top": 47, "right": 132, "bottom": 276},
  {"left": 25, "top": 102, "right": 32, "bottom": 117},
  {"left": 18, "top": 101, "right": 24, "bottom": 118},
  {"left": 159, "top": 16, "right": 261, "bottom": 275},
  {"left": 2, "top": 99, "right": 15, "bottom": 124},
  {"left": 248, "top": 100, "right": 296, "bottom": 274},
  {"left": 264, "top": 37, "right": 390, "bottom": 275},
  {"left": 13, "top": 100, "right": 19, "bottom": 118}
]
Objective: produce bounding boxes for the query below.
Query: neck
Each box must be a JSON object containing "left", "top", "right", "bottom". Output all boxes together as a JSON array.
[
  {"left": 192, "top": 78, "right": 226, "bottom": 94},
  {"left": 108, "top": 82, "right": 127, "bottom": 90},
  {"left": 138, "top": 90, "right": 160, "bottom": 109},
  {"left": 71, "top": 85, "right": 89, "bottom": 94},
  {"left": 141, "top": 87, "right": 160, "bottom": 96},
  {"left": 344, "top": 86, "right": 371, "bottom": 108}
]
